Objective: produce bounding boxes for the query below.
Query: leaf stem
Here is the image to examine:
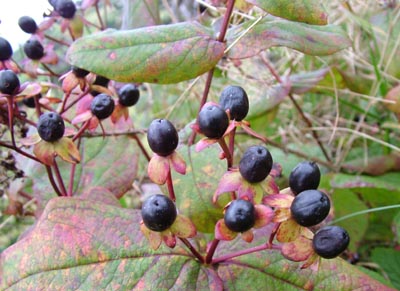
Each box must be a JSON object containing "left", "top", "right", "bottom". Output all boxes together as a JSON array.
[
  {"left": 217, "top": 0, "right": 235, "bottom": 43},
  {"left": 166, "top": 169, "right": 176, "bottom": 202},
  {"left": 330, "top": 204, "right": 400, "bottom": 224},
  {"left": 45, "top": 165, "right": 63, "bottom": 197},
  {"left": 205, "top": 238, "right": 220, "bottom": 264},
  {"left": 212, "top": 243, "right": 281, "bottom": 264},
  {"left": 73, "top": 120, "right": 90, "bottom": 142},
  {"left": 179, "top": 238, "right": 205, "bottom": 263},
  {"left": 218, "top": 138, "right": 233, "bottom": 168},
  {"left": 53, "top": 158, "right": 68, "bottom": 196}
]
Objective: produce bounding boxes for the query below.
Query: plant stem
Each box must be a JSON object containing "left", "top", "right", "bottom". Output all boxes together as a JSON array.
[
  {"left": 53, "top": 158, "right": 67, "bottom": 196},
  {"left": 44, "top": 34, "right": 70, "bottom": 46},
  {"left": 45, "top": 165, "right": 63, "bottom": 197},
  {"left": 217, "top": 0, "right": 236, "bottom": 42},
  {"left": 95, "top": 3, "right": 105, "bottom": 30},
  {"left": 228, "top": 126, "right": 236, "bottom": 158},
  {"left": 61, "top": 88, "right": 90, "bottom": 113},
  {"left": 212, "top": 243, "right": 281, "bottom": 264},
  {"left": 217, "top": 138, "right": 233, "bottom": 168},
  {"left": 205, "top": 238, "right": 220, "bottom": 264},
  {"left": 41, "top": 63, "right": 60, "bottom": 77},
  {"left": 166, "top": 169, "right": 176, "bottom": 201},
  {"left": 179, "top": 238, "right": 205, "bottom": 263},
  {"left": 131, "top": 134, "right": 151, "bottom": 162},
  {"left": 73, "top": 120, "right": 90, "bottom": 142},
  {"left": 330, "top": 204, "right": 400, "bottom": 224}
]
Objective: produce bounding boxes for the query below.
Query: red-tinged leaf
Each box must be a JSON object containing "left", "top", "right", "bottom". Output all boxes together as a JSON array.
[
  {"left": 214, "top": 170, "right": 242, "bottom": 202},
  {"left": 71, "top": 110, "right": 92, "bottom": 125},
  {"left": 237, "top": 180, "right": 258, "bottom": 202},
  {"left": 263, "top": 193, "right": 294, "bottom": 208},
  {"left": 18, "top": 82, "right": 42, "bottom": 98},
  {"left": 33, "top": 140, "right": 55, "bottom": 166},
  {"left": 67, "top": 22, "right": 225, "bottom": 84},
  {"left": 53, "top": 137, "right": 81, "bottom": 164},
  {"left": 241, "top": 230, "right": 254, "bottom": 242},
  {"left": 110, "top": 104, "right": 127, "bottom": 123},
  {"left": 20, "top": 133, "right": 41, "bottom": 146},
  {"left": 273, "top": 208, "right": 291, "bottom": 222},
  {"left": 288, "top": 68, "right": 329, "bottom": 94},
  {"left": 281, "top": 236, "right": 314, "bottom": 262},
  {"left": 0, "top": 198, "right": 394, "bottom": 290},
  {"left": 170, "top": 151, "right": 186, "bottom": 175},
  {"left": 227, "top": 16, "right": 351, "bottom": 59},
  {"left": 246, "top": 0, "right": 328, "bottom": 25},
  {"left": 148, "top": 154, "right": 170, "bottom": 185},
  {"left": 254, "top": 204, "right": 274, "bottom": 228},
  {"left": 215, "top": 219, "right": 238, "bottom": 241},
  {"left": 170, "top": 215, "right": 197, "bottom": 238},
  {"left": 140, "top": 222, "right": 162, "bottom": 250},
  {"left": 195, "top": 137, "right": 218, "bottom": 152},
  {"left": 79, "top": 186, "right": 120, "bottom": 207},
  {"left": 120, "top": 0, "right": 160, "bottom": 29},
  {"left": 260, "top": 175, "right": 280, "bottom": 195},
  {"left": 276, "top": 219, "right": 303, "bottom": 243},
  {"left": 162, "top": 230, "right": 176, "bottom": 248}
]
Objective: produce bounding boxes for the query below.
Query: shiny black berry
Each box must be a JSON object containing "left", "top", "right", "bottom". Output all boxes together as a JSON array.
[
  {"left": 289, "top": 161, "right": 321, "bottom": 195},
  {"left": 290, "top": 189, "right": 330, "bottom": 227},
  {"left": 18, "top": 16, "right": 38, "bottom": 34},
  {"left": 23, "top": 39, "right": 44, "bottom": 60},
  {"left": 198, "top": 104, "right": 229, "bottom": 139},
  {"left": 37, "top": 112, "right": 65, "bottom": 142},
  {"left": 91, "top": 75, "right": 110, "bottom": 96},
  {"left": 313, "top": 226, "right": 350, "bottom": 259},
  {"left": 0, "top": 70, "right": 20, "bottom": 95},
  {"left": 90, "top": 93, "right": 115, "bottom": 120},
  {"left": 141, "top": 194, "right": 177, "bottom": 232},
  {"left": 219, "top": 85, "right": 249, "bottom": 121},
  {"left": 239, "top": 145, "right": 273, "bottom": 183},
  {"left": 55, "top": 0, "right": 77, "bottom": 19},
  {"left": 72, "top": 66, "right": 90, "bottom": 78},
  {"left": 147, "top": 119, "right": 178, "bottom": 157},
  {"left": 0, "top": 37, "right": 13, "bottom": 61},
  {"left": 224, "top": 199, "right": 255, "bottom": 233},
  {"left": 118, "top": 84, "right": 140, "bottom": 107},
  {"left": 23, "top": 94, "right": 42, "bottom": 108}
]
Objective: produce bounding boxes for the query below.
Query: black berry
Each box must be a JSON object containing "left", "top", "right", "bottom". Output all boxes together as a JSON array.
[
  {"left": 289, "top": 161, "right": 321, "bottom": 195},
  {"left": 313, "top": 226, "right": 350, "bottom": 259},
  {"left": 290, "top": 189, "right": 330, "bottom": 227},
  {"left": 0, "top": 70, "right": 20, "bottom": 95},
  {"left": 239, "top": 145, "right": 273, "bottom": 183},
  {"left": 23, "top": 39, "right": 44, "bottom": 60},
  {"left": 0, "top": 37, "right": 13, "bottom": 61},
  {"left": 55, "top": 0, "right": 77, "bottom": 19},
  {"left": 18, "top": 16, "right": 38, "bottom": 34},
  {"left": 72, "top": 66, "right": 90, "bottom": 78},
  {"left": 118, "top": 84, "right": 140, "bottom": 107},
  {"left": 37, "top": 112, "right": 65, "bottom": 142},
  {"left": 90, "top": 93, "right": 115, "bottom": 120},
  {"left": 91, "top": 75, "right": 110, "bottom": 96},
  {"left": 219, "top": 85, "right": 249, "bottom": 121},
  {"left": 141, "top": 194, "right": 177, "bottom": 232},
  {"left": 198, "top": 104, "right": 229, "bottom": 139},
  {"left": 147, "top": 119, "right": 178, "bottom": 157},
  {"left": 23, "top": 94, "right": 42, "bottom": 108},
  {"left": 224, "top": 199, "right": 256, "bottom": 233}
]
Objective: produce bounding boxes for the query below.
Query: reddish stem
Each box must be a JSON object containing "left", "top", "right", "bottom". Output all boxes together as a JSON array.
[
  {"left": 45, "top": 165, "right": 63, "bottom": 197},
  {"left": 61, "top": 88, "right": 90, "bottom": 114},
  {"left": 53, "top": 158, "right": 68, "bottom": 196},
  {"left": 179, "top": 238, "right": 205, "bottom": 263},
  {"left": 212, "top": 243, "right": 281, "bottom": 264},
  {"left": 44, "top": 34, "right": 70, "bottom": 46},
  {"left": 217, "top": 138, "right": 233, "bottom": 169},
  {"left": 95, "top": 4, "right": 105, "bottom": 30},
  {"left": 166, "top": 169, "right": 176, "bottom": 202},
  {"left": 131, "top": 134, "right": 151, "bottom": 162},
  {"left": 68, "top": 138, "right": 82, "bottom": 196},
  {"left": 228, "top": 126, "right": 236, "bottom": 159},
  {"left": 217, "top": 0, "right": 236, "bottom": 42},
  {"left": 72, "top": 120, "right": 90, "bottom": 142},
  {"left": 205, "top": 239, "right": 220, "bottom": 264}
]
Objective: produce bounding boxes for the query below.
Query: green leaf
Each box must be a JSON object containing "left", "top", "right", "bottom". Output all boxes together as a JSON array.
[
  {"left": 226, "top": 16, "right": 351, "bottom": 59},
  {"left": 246, "top": 0, "right": 328, "bottom": 25},
  {"left": 120, "top": 0, "right": 160, "bottom": 29},
  {"left": 394, "top": 211, "right": 400, "bottom": 244},
  {"left": 371, "top": 247, "right": 400, "bottom": 289},
  {"left": 67, "top": 22, "right": 225, "bottom": 84},
  {"left": 173, "top": 145, "right": 230, "bottom": 233},
  {"left": 0, "top": 197, "right": 395, "bottom": 290}
]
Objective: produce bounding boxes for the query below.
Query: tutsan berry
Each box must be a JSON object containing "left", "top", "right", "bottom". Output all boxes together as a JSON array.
[
  {"left": 239, "top": 145, "right": 273, "bottom": 183},
  {"left": 55, "top": 0, "right": 77, "bottom": 19},
  {"left": 289, "top": 161, "right": 321, "bottom": 195},
  {"left": 313, "top": 226, "right": 350, "bottom": 259},
  {"left": 290, "top": 189, "right": 330, "bottom": 227},
  {"left": 72, "top": 66, "right": 90, "bottom": 78},
  {"left": 224, "top": 199, "right": 256, "bottom": 233},
  {"left": 90, "top": 93, "right": 115, "bottom": 120},
  {"left": 118, "top": 84, "right": 140, "bottom": 107},
  {"left": 219, "top": 85, "right": 249, "bottom": 121},
  {"left": 37, "top": 112, "right": 65, "bottom": 142},
  {"left": 23, "top": 39, "right": 44, "bottom": 60},
  {"left": 18, "top": 16, "right": 38, "bottom": 34},
  {"left": 23, "top": 94, "right": 42, "bottom": 108},
  {"left": 147, "top": 119, "right": 178, "bottom": 157},
  {"left": 141, "top": 194, "right": 177, "bottom": 232},
  {"left": 91, "top": 75, "right": 110, "bottom": 96},
  {"left": 198, "top": 104, "right": 229, "bottom": 139},
  {"left": 0, "top": 70, "right": 20, "bottom": 95},
  {"left": 0, "top": 37, "right": 13, "bottom": 61}
]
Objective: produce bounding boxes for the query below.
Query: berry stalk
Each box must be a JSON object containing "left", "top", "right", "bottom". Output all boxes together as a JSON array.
[
  {"left": 179, "top": 238, "right": 205, "bottom": 264},
  {"left": 205, "top": 238, "right": 220, "bottom": 264},
  {"left": 217, "top": 138, "right": 233, "bottom": 168},
  {"left": 212, "top": 243, "right": 281, "bottom": 264},
  {"left": 53, "top": 158, "right": 68, "bottom": 196},
  {"left": 166, "top": 170, "right": 176, "bottom": 202}
]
